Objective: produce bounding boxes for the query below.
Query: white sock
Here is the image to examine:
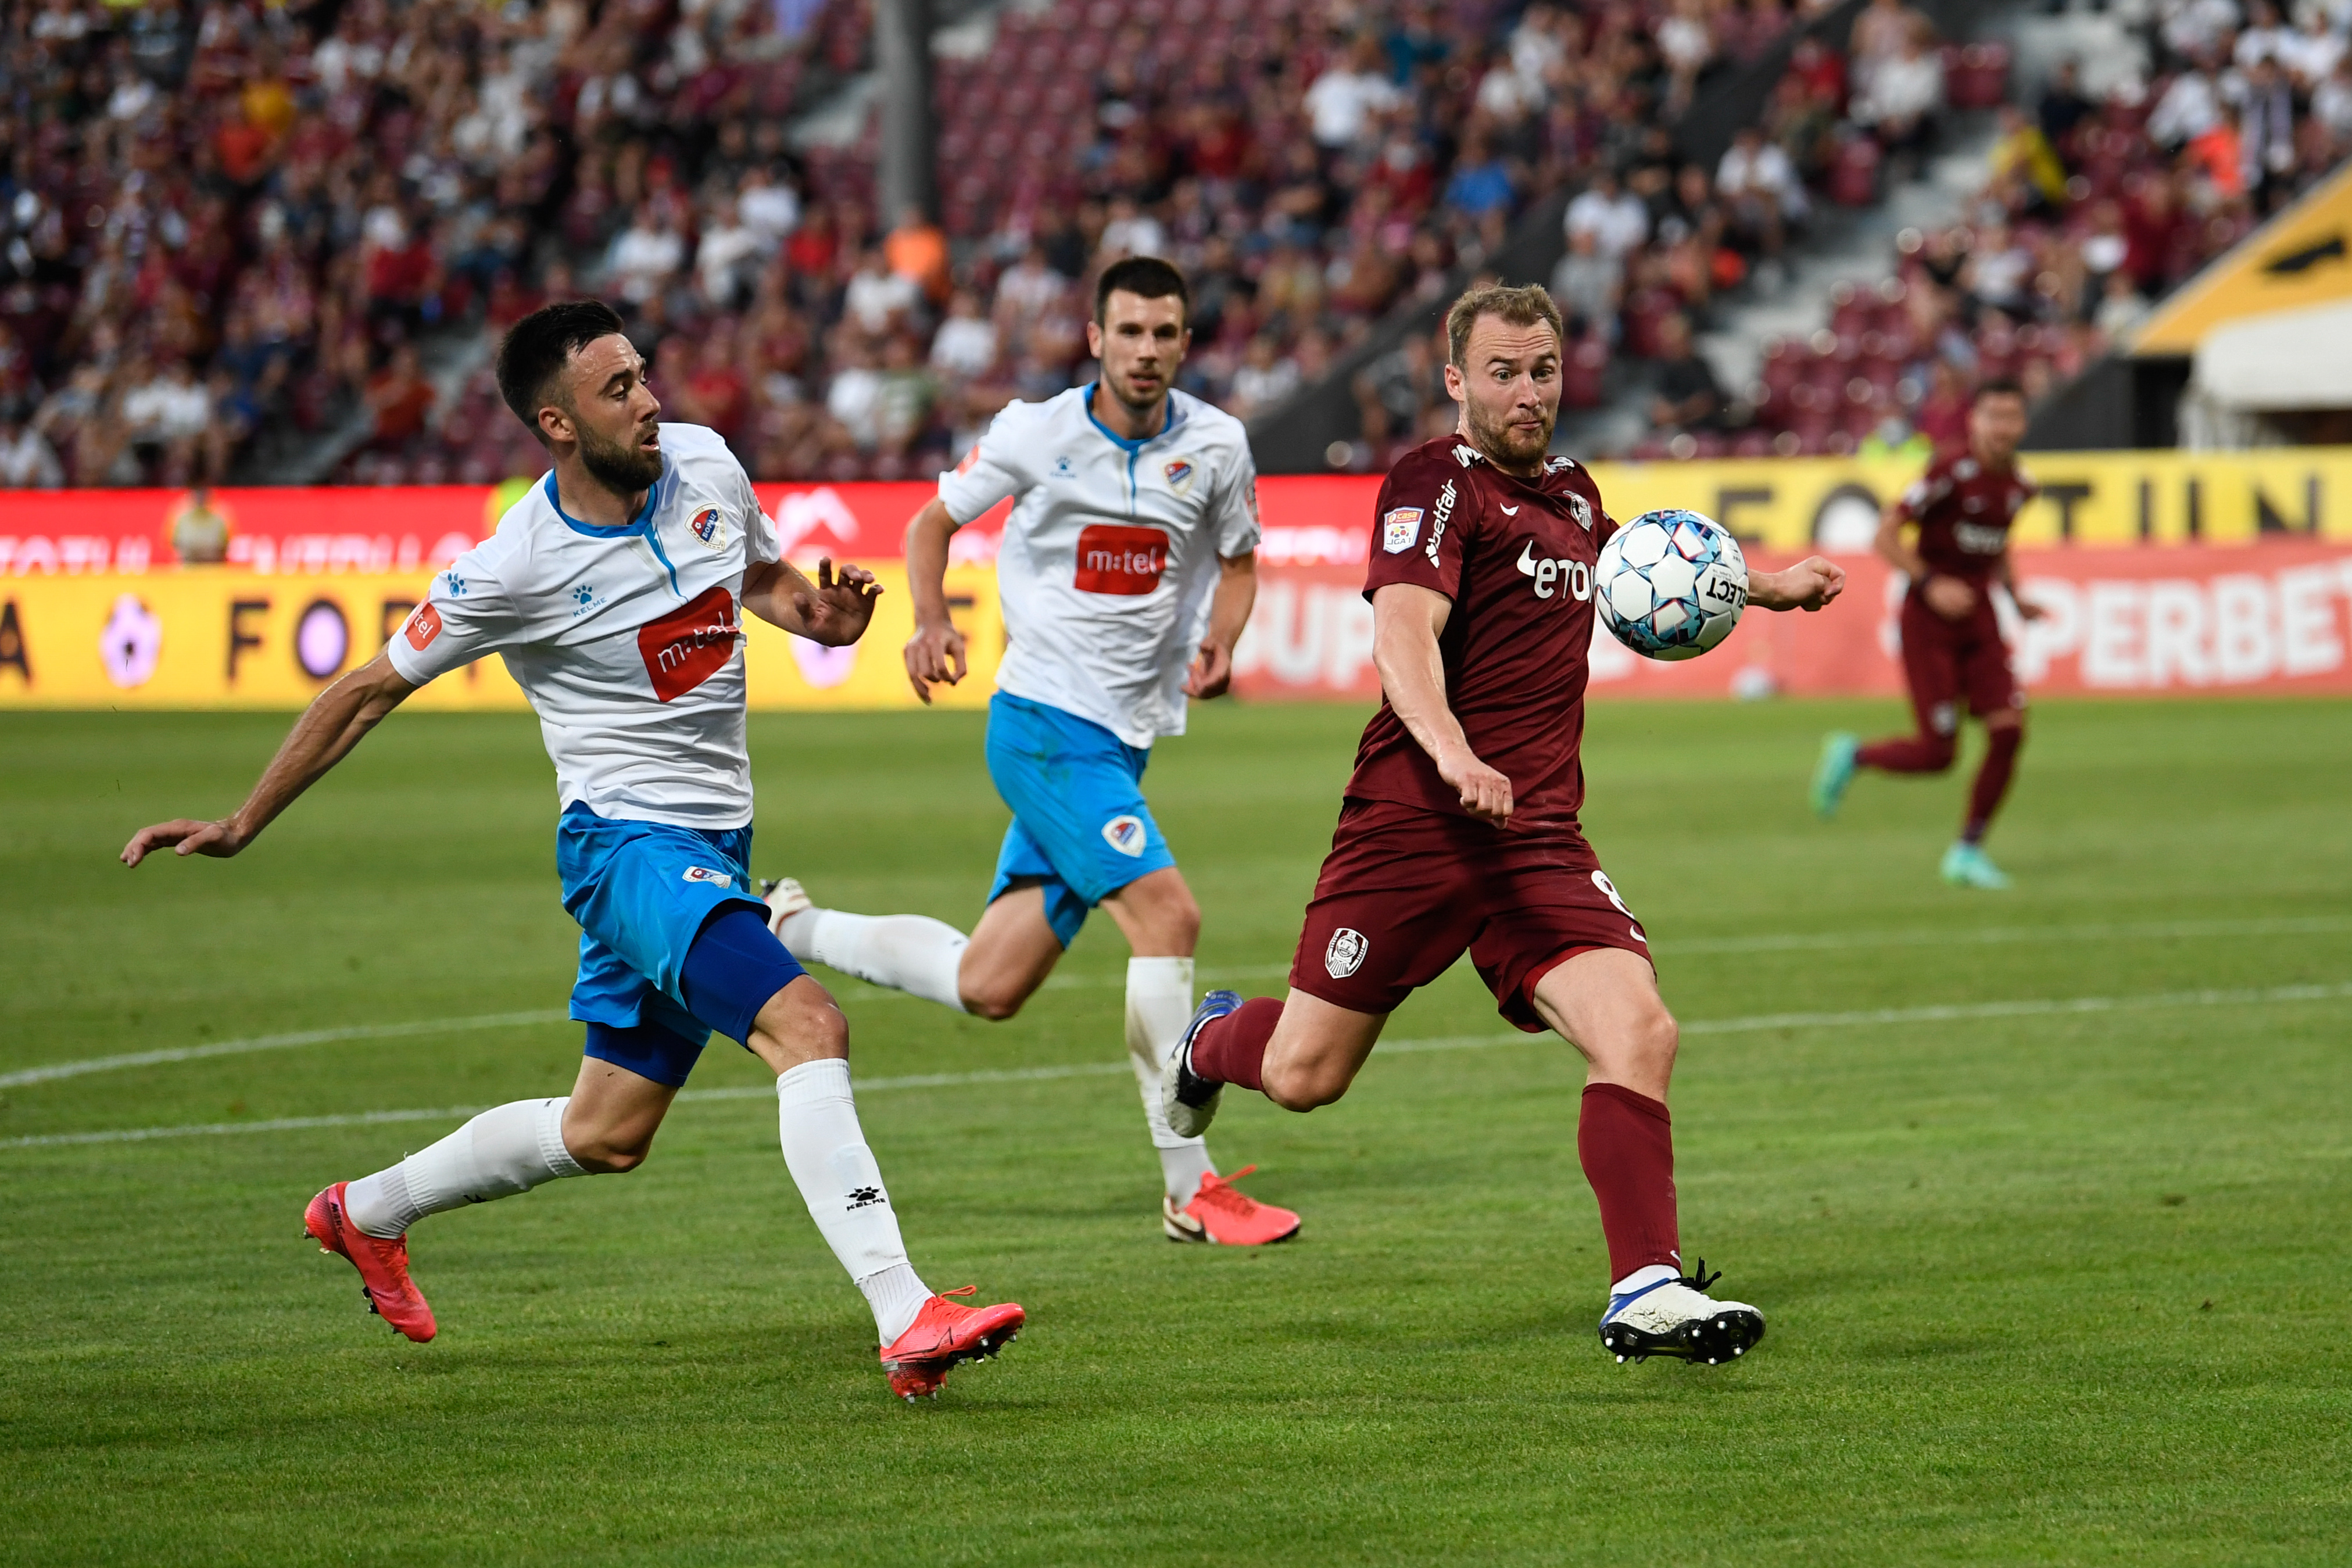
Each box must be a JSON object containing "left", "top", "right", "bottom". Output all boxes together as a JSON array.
[
  {"left": 775, "top": 1058, "right": 928, "bottom": 1343},
  {"left": 1613, "top": 1263, "right": 1680, "bottom": 1297},
  {"left": 344, "top": 1097, "right": 586, "bottom": 1239},
  {"left": 779, "top": 908, "right": 969, "bottom": 1013},
  {"left": 1125, "top": 956, "right": 1215, "bottom": 1207}
]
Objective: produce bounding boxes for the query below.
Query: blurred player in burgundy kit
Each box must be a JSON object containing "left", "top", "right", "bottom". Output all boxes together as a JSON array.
[
  {"left": 1811, "top": 380, "right": 2044, "bottom": 889},
  {"left": 1160, "top": 284, "right": 1846, "bottom": 1365}
]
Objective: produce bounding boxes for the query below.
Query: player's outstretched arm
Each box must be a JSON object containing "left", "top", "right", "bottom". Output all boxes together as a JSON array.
[
  {"left": 1747, "top": 555, "right": 1848, "bottom": 613},
  {"left": 120, "top": 651, "right": 416, "bottom": 866},
  {"left": 1184, "top": 550, "right": 1257, "bottom": 699},
  {"left": 743, "top": 557, "right": 881, "bottom": 646},
  {"left": 1370, "top": 583, "right": 1513, "bottom": 825},
  {"left": 1997, "top": 547, "right": 2047, "bottom": 621},
  {"left": 900, "top": 496, "right": 966, "bottom": 703}
]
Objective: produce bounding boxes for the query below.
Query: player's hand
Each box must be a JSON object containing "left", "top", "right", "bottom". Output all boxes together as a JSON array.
[
  {"left": 1183, "top": 637, "right": 1233, "bottom": 699},
  {"left": 1923, "top": 573, "right": 1977, "bottom": 621},
  {"left": 903, "top": 617, "right": 968, "bottom": 704},
  {"left": 1754, "top": 555, "right": 1846, "bottom": 612},
  {"left": 121, "top": 817, "right": 248, "bottom": 867},
  {"left": 793, "top": 559, "right": 882, "bottom": 646},
  {"left": 1435, "top": 743, "right": 1513, "bottom": 825}
]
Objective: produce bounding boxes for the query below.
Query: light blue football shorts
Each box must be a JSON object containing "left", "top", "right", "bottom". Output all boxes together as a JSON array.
[{"left": 984, "top": 692, "right": 1177, "bottom": 947}]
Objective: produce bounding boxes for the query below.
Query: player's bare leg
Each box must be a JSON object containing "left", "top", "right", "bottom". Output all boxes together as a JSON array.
[
  {"left": 1169, "top": 950, "right": 1763, "bottom": 1363},
  {"left": 770, "top": 870, "right": 1298, "bottom": 1244}
]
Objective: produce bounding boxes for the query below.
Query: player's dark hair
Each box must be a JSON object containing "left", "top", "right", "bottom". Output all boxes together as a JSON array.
[
  {"left": 497, "top": 299, "right": 630, "bottom": 445},
  {"left": 1094, "top": 257, "right": 1189, "bottom": 325},
  {"left": 1445, "top": 283, "right": 1565, "bottom": 366},
  {"left": 1974, "top": 377, "right": 2028, "bottom": 405}
]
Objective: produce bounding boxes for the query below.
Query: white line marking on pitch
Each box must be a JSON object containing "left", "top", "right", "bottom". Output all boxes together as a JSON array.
[
  {"left": 7, "top": 914, "right": 2343, "bottom": 1087},
  {"left": 5, "top": 980, "right": 2344, "bottom": 1151}
]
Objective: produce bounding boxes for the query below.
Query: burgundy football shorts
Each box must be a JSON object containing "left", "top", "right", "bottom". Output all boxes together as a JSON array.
[
  {"left": 1899, "top": 595, "right": 2023, "bottom": 738},
  {"left": 1286, "top": 797, "right": 1653, "bottom": 1033}
]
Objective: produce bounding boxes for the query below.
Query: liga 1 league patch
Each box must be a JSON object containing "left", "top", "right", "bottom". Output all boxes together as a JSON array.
[
  {"left": 1324, "top": 926, "right": 1368, "bottom": 979},
  {"left": 1381, "top": 507, "right": 1424, "bottom": 553},
  {"left": 1073, "top": 524, "right": 1169, "bottom": 596}
]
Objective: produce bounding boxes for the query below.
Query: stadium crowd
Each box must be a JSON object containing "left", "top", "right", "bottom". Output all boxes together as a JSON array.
[{"left": 5, "top": 0, "right": 2351, "bottom": 487}]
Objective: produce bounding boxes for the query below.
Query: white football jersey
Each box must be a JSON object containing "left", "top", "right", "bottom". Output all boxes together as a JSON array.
[
  {"left": 385, "top": 424, "right": 781, "bottom": 829},
  {"left": 937, "top": 384, "right": 1259, "bottom": 747}
]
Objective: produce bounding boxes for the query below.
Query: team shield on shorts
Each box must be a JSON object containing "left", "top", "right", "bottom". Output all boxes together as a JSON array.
[
  {"left": 1898, "top": 597, "right": 2023, "bottom": 738},
  {"left": 556, "top": 803, "right": 803, "bottom": 1082},
  {"left": 1289, "top": 799, "right": 1652, "bottom": 1031},
  {"left": 984, "top": 692, "right": 1176, "bottom": 946}
]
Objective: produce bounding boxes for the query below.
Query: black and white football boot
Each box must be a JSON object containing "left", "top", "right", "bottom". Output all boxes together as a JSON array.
[
  {"left": 1161, "top": 989, "right": 1242, "bottom": 1140},
  {"left": 1597, "top": 1261, "right": 1766, "bottom": 1366}
]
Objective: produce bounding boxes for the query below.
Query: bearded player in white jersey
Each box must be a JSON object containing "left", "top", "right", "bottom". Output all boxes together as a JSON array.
[
  {"left": 762, "top": 258, "right": 1300, "bottom": 1247},
  {"left": 119, "top": 300, "right": 1024, "bottom": 1403}
]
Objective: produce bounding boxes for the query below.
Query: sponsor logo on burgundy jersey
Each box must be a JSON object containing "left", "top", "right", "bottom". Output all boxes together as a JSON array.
[
  {"left": 637, "top": 584, "right": 741, "bottom": 702},
  {"left": 1074, "top": 524, "right": 1169, "bottom": 595}
]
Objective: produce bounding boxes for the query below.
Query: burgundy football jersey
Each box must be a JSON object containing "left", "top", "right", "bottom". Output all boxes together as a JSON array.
[
  {"left": 1898, "top": 448, "right": 2038, "bottom": 588},
  {"left": 1345, "top": 435, "right": 1618, "bottom": 828}
]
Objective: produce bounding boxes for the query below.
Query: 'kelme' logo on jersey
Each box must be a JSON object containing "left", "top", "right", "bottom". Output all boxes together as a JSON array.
[
  {"left": 1163, "top": 457, "right": 1196, "bottom": 496},
  {"left": 1102, "top": 814, "right": 1148, "bottom": 857},
  {"left": 1074, "top": 524, "right": 1168, "bottom": 596},
  {"left": 688, "top": 507, "right": 726, "bottom": 552},
  {"left": 1325, "top": 927, "right": 1368, "bottom": 979},
  {"left": 638, "top": 584, "right": 742, "bottom": 703}
]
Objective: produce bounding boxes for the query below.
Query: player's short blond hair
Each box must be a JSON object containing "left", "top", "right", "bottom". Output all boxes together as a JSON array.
[{"left": 1445, "top": 284, "right": 1565, "bottom": 367}]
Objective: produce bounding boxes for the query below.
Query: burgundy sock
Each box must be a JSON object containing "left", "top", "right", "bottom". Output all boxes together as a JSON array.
[
  {"left": 1187, "top": 997, "right": 1280, "bottom": 1093},
  {"left": 1964, "top": 725, "right": 2024, "bottom": 843},
  {"left": 1578, "top": 1083, "right": 1681, "bottom": 1283},
  {"left": 1855, "top": 733, "right": 1956, "bottom": 773}
]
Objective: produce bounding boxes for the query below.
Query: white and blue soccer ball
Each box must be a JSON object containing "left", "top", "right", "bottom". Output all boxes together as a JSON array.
[{"left": 1595, "top": 510, "right": 1749, "bottom": 661}]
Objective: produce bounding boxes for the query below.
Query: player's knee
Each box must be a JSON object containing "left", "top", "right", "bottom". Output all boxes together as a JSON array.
[
  {"left": 750, "top": 980, "right": 850, "bottom": 1065},
  {"left": 1924, "top": 736, "right": 1959, "bottom": 771},
  {"left": 1261, "top": 1055, "right": 1348, "bottom": 1113},
  {"left": 568, "top": 1132, "right": 654, "bottom": 1175},
  {"left": 958, "top": 978, "right": 1028, "bottom": 1022},
  {"left": 1634, "top": 1006, "right": 1680, "bottom": 1075}
]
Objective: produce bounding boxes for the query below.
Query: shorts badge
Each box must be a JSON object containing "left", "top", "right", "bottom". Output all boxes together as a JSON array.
[
  {"left": 1324, "top": 927, "right": 1368, "bottom": 979},
  {"left": 1102, "top": 814, "right": 1148, "bottom": 857},
  {"left": 1382, "top": 507, "right": 1423, "bottom": 553},
  {"left": 688, "top": 507, "right": 727, "bottom": 552},
  {"left": 681, "top": 865, "right": 733, "bottom": 886}
]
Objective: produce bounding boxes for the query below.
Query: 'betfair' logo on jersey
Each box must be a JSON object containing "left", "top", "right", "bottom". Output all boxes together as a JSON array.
[
  {"left": 1074, "top": 524, "right": 1169, "bottom": 596},
  {"left": 638, "top": 584, "right": 742, "bottom": 703}
]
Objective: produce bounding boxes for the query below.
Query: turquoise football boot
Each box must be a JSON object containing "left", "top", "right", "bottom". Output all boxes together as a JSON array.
[
  {"left": 1940, "top": 842, "right": 2012, "bottom": 890},
  {"left": 1810, "top": 732, "right": 1859, "bottom": 819}
]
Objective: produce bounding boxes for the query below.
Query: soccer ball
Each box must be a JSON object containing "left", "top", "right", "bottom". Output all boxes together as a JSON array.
[{"left": 1595, "top": 510, "right": 1749, "bottom": 661}]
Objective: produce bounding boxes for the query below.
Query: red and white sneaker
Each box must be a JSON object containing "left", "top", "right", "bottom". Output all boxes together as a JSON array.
[
  {"left": 303, "top": 1182, "right": 437, "bottom": 1343},
  {"left": 1163, "top": 1165, "right": 1301, "bottom": 1247},
  {"left": 877, "top": 1286, "right": 1025, "bottom": 1402}
]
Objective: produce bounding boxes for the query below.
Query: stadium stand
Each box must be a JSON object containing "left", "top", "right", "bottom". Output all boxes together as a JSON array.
[{"left": 4, "top": 0, "right": 2349, "bottom": 487}]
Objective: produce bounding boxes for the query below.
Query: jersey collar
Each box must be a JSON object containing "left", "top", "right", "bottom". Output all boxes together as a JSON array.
[
  {"left": 542, "top": 458, "right": 672, "bottom": 539},
  {"left": 1081, "top": 382, "right": 1182, "bottom": 451}
]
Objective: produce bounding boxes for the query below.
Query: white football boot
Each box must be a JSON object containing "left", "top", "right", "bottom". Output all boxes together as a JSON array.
[
  {"left": 1598, "top": 1261, "right": 1766, "bottom": 1366},
  {"left": 759, "top": 877, "right": 811, "bottom": 939}
]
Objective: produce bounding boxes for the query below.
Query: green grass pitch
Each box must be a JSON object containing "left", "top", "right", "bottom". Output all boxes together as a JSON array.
[{"left": 3, "top": 696, "right": 2349, "bottom": 1566}]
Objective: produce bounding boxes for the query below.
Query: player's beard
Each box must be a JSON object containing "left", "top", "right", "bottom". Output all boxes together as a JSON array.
[
  {"left": 1465, "top": 397, "right": 1556, "bottom": 472},
  {"left": 577, "top": 416, "right": 664, "bottom": 494}
]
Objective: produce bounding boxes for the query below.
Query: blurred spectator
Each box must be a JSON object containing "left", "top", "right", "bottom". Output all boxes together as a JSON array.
[
  {"left": 1304, "top": 35, "right": 1403, "bottom": 151},
  {"left": 1647, "top": 313, "right": 1725, "bottom": 432},
  {"left": 0, "top": 406, "right": 65, "bottom": 489},
  {"left": 883, "top": 205, "right": 951, "bottom": 305},
  {"left": 930, "top": 292, "right": 998, "bottom": 382},
  {"left": 1566, "top": 169, "right": 1652, "bottom": 260},
  {"left": 170, "top": 486, "right": 233, "bottom": 563},
  {"left": 364, "top": 346, "right": 435, "bottom": 453},
  {"left": 1550, "top": 228, "right": 1625, "bottom": 338}
]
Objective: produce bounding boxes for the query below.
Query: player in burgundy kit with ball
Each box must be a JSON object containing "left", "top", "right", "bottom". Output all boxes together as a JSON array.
[
  {"left": 1161, "top": 284, "right": 1846, "bottom": 1366},
  {"left": 1811, "top": 380, "right": 2045, "bottom": 889}
]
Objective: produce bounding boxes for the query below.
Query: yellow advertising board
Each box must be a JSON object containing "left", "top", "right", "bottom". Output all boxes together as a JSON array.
[
  {"left": 0, "top": 565, "right": 1005, "bottom": 712},
  {"left": 1590, "top": 446, "right": 2352, "bottom": 551},
  {"left": 2132, "top": 159, "right": 2352, "bottom": 356}
]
